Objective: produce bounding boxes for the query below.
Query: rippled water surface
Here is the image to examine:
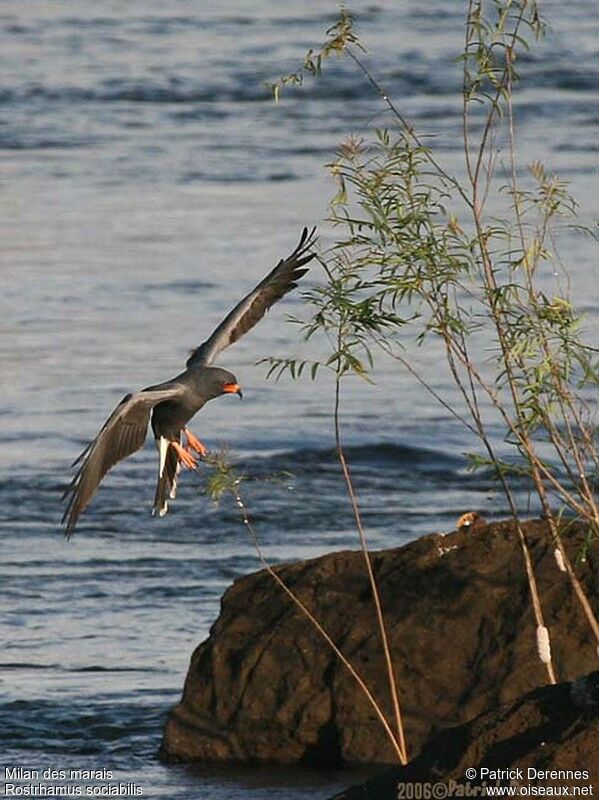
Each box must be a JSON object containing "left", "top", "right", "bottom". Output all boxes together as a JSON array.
[{"left": 1, "top": 1, "right": 598, "bottom": 797}]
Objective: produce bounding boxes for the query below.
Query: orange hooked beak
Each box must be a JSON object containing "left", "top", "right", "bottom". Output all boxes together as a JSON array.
[{"left": 223, "top": 382, "right": 243, "bottom": 399}]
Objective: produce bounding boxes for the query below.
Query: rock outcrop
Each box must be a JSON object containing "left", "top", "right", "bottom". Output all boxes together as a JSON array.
[
  {"left": 332, "top": 672, "right": 599, "bottom": 798},
  {"left": 160, "top": 518, "right": 598, "bottom": 765}
]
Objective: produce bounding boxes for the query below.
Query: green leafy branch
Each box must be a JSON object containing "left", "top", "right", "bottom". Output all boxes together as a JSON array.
[{"left": 265, "top": 7, "right": 365, "bottom": 101}]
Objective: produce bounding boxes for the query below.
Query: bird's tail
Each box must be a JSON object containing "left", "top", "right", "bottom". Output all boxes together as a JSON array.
[{"left": 152, "top": 438, "right": 180, "bottom": 517}]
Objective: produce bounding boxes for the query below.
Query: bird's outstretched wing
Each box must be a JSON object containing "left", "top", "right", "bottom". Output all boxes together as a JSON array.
[
  {"left": 186, "top": 227, "right": 317, "bottom": 369},
  {"left": 62, "top": 386, "right": 184, "bottom": 537}
]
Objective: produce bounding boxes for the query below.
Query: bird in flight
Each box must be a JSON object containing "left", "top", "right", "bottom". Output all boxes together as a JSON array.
[{"left": 62, "top": 228, "right": 316, "bottom": 537}]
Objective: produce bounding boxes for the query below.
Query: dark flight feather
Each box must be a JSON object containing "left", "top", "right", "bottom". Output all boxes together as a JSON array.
[
  {"left": 186, "top": 227, "right": 316, "bottom": 368},
  {"left": 62, "top": 386, "right": 184, "bottom": 537}
]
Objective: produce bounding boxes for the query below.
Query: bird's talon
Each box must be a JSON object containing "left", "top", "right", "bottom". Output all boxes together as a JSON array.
[
  {"left": 171, "top": 441, "right": 198, "bottom": 470},
  {"left": 184, "top": 428, "right": 208, "bottom": 457}
]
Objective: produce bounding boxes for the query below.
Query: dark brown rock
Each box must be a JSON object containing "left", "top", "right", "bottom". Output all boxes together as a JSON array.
[
  {"left": 160, "top": 518, "right": 599, "bottom": 765},
  {"left": 331, "top": 672, "right": 599, "bottom": 798}
]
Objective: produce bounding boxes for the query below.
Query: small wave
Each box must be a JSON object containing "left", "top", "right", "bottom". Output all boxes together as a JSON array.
[
  {"left": 169, "top": 107, "right": 230, "bottom": 122},
  {"left": 514, "top": 61, "right": 599, "bottom": 93},
  {"left": 555, "top": 142, "right": 599, "bottom": 153},
  {"left": 0, "top": 82, "right": 269, "bottom": 105},
  {"left": 4, "top": 23, "right": 33, "bottom": 34},
  {"left": 0, "top": 697, "right": 167, "bottom": 758},
  {"left": 259, "top": 441, "right": 460, "bottom": 472},
  {"left": 180, "top": 170, "right": 299, "bottom": 184},
  {"left": 0, "top": 64, "right": 467, "bottom": 109},
  {"left": 141, "top": 279, "right": 216, "bottom": 293},
  {"left": 75, "top": 665, "right": 159, "bottom": 673},
  {"left": 0, "top": 134, "right": 94, "bottom": 151},
  {"left": 0, "top": 663, "right": 157, "bottom": 673}
]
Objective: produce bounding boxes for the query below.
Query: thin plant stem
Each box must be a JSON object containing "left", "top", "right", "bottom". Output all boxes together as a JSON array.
[
  {"left": 333, "top": 363, "right": 409, "bottom": 763},
  {"left": 375, "top": 325, "right": 558, "bottom": 683},
  {"left": 230, "top": 483, "right": 408, "bottom": 764},
  {"left": 487, "top": 40, "right": 599, "bottom": 650},
  {"left": 372, "top": 334, "right": 479, "bottom": 436},
  {"left": 345, "top": 47, "right": 472, "bottom": 211},
  {"left": 445, "top": 327, "right": 558, "bottom": 683}
]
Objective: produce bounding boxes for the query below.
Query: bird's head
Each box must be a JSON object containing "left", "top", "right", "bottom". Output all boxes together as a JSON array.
[{"left": 202, "top": 367, "right": 243, "bottom": 401}]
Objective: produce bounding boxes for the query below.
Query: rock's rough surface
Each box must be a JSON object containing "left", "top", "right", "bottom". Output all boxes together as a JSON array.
[
  {"left": 332, "top": 672, "right": 599, "bottom": 798},
  {"left": 160, "top": 519, "right": 598, "bottom": 764}
]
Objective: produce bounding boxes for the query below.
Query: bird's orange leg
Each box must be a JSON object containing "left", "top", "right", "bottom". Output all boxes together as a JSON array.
[
  {"left": 183, "top": 428, "right": 208, "bottom": 457},
  {"left": 170, "top": 441, "right": 198, "bottom": 470}
]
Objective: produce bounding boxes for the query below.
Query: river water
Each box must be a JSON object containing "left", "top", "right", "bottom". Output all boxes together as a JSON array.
[{"left": 1, "top": 1, "right": 598, "bottom": 797}]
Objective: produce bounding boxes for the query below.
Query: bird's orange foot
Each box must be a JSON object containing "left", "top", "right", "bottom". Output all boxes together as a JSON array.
[
  {"left": 171, "top": 441, "right": 198, "bottom": 470},
  {"left": 184, "top": 428, "right": 208, "bottom": 457}
]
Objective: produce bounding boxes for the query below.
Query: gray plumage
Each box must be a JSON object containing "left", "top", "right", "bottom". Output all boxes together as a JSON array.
[{"left": 62, "top": 228, "right": 316, "bottom": 536}]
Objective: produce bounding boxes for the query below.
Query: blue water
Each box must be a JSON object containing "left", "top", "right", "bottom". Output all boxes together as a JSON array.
[{"left": 1, "top": 1, "right": 598, "bottom": 797}]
